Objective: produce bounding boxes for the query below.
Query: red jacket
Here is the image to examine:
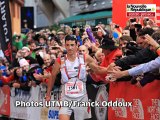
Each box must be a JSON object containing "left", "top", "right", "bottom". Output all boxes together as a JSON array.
[
  {"left": 1, "top": 74, "right": 14, "bottom": 84},
  {"left": 91, "top": 48, "right": 122, "bottom": 82}
]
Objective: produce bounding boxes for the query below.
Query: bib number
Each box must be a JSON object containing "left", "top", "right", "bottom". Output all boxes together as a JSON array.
[{"left": 65, "top": 81, "right": 84, "bottom": 97}]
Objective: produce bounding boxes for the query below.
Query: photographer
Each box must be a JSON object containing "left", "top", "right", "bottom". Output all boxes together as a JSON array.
[
  {"left": 108, "top": 28, "right": 159, "bottom": 86},
  {"left": 48, "top": 34, "right": 61, "bottom": 47},
  {"left": 33, "top": 54, "right": 61, "bottom": 86},
  {"left": 33, "top": 54, "right": 52, "bottom": 84},
  {"left": 28, "top": 40, "right": 37, "bottom": 59},
  {"left": 109, "top": 33, "right": 160, "bottom": 87},
  {"left": 57, "top": 30, "right": 65, "bottom": 47},
  {"left": 10, "top": 59, "right": 32, "bottom": 90},
  {"left": 12, "top": 34, "right": 24, "bottom": 50},
  {"left": 0, "top": 60, "right": 14, "bottom": 87},
  {"left": 143, "top": 17, "right": 155, "bottom": 28},
  {"left": 129, "top": 18, "right": 137, "bottom": 41},
  {"left": 119, "top": 35, "right": 141, "bottom": 56},
  {"left": 38, "top": 35, "right": 47, "bottom": 48},
  {"left": 111, "top": 27, "right": 157, "bottom": 70},
  {"left": 21, "top": 46, "right": 38, "bottom": 65},
  {"left": 12, "top": 46, "right": 38, "bottom": 68}
]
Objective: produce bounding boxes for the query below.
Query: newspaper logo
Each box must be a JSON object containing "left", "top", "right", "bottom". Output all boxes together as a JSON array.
[{"left": 126, "top": 4, "right": 156, "bottom": 17}]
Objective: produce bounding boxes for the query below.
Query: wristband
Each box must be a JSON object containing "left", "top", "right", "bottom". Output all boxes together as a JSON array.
[{"left": 155, "top": 46, "right": 160, "bottom": 51}]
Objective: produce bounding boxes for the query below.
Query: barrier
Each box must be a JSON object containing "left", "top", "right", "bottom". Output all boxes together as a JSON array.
[
  {"left": 108, "top": 80, "right": 160, "bottom": 120},
  {"left": 10, "top": 87, "right": 32, "bottom": 119},
  {"left": 0, "top": 80, "right": 159, "bottom": 120},
  {"left": 95, "top": 85, "right": 108, "bottom": 120},
  {"left": 0, "top": 85, "right": 10, "bottom": 116}
]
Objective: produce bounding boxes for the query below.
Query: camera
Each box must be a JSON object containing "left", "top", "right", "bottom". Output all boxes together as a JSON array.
[
  {"left": 92, "top": 27, "right": 98, "bottom": 31},
  {"left": 72, "top": 25, "right": 77, "bottom": 31},
  {"left": 130, "top": 18, "right": 136, "bottom": 23},
  {"left": 48, "top": 33, "right": 55, "bottom": 41},
  {"left": 52, "top": 46, "right": 59, "bottom": 50},
  {"left": 145, "top": 18, "right": 149, "bottom": 21},
  {"left": 20, "top": 75, "right": 28, "bottom": 83},
  {"left": 35, "top": 68, "right": 43, "bottom": 74},
  {"left": 72, "top": 25, "right": 77, "bottom": 35},
  {"left": 125, "top": 42, "right": 141, "bottom": 55},
  {"left": 134, "top": 24, "right": 142, "bottom": 32},
  {"left": 27, "top": 66, "right": 43, "bottom": 85},
  {"left": 83, "top": 37, "right": 89, "bottom": 44},
  {"left": 115, "top": 25, "right": 119, "bottom": 28},
  {"left": 16, "top": 35, "right": 21, "bottom": 40},
  {"left": 33, "top": 47, "right": 43, "bottom": 52},
  {"left": 134, "top": 24, "right": 142, "bottom": 28}
]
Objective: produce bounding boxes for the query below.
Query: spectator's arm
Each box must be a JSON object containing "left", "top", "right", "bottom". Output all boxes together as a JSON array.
[
  {"left": 128, "top": 56, "right": 160, "bottom": 76},
  {"left": 115, "top": 48, "right": 157, "bottom": 70}
]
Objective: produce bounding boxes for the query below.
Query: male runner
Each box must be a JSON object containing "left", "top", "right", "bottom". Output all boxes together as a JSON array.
[{"left": 46, "top": 35, "right": 113, "bottom": 120}]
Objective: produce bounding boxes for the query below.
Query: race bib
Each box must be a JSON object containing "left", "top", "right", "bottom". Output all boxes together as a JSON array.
[{"left": 65, "top": 81, "right": 84, "bottom": 97}]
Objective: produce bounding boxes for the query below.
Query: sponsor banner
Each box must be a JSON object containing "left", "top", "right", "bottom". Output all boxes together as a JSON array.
[
  {"left": 126, "top": 4, "right": 156, "bottom": 17},
  {"left": 8, "top": 84, "right": 108, "bottom": 120},
  {"left": 108, "top": 80, "right": 160, "bottom": 120},
  {"left": 10, "top": 86, "right": 41, "bottom": 120},
  {"left": 40, "top": 86, "right": 61, "bottom": 120},
  {"left": 10, "top": 88, "right": 31, "bottom": 119},
  {"left": 27, "top": 86, "right": 41, "bottom": 120},
  {"left": 0, "top": 0, "right": 12, "bottom": 63},
  {"left": 0, "top": 85, "right": 10, "bottom": 116},
  {"left": 40, "top": 85, "right": 49, "bottom": 120},
  {"left": 48, "top": 107, "right": 59, "bottom": 120},
  {"left": 41, "top": 107, "right": 49, "bottom": 120},
  {"left": 95, "top": 85, "right": 108, "bottom": 120}
]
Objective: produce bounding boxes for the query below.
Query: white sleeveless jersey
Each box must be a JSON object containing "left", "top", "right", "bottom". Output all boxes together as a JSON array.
[
  {"left": 65, "top": 57, "right": 79, "bottom": 79},
  {"left": 60, "top": 56, "right": 87, "bottom": 98}
]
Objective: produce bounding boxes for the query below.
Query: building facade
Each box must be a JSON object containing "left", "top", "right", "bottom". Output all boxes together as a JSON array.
[{"left": 60, "top": 0, "right": 112, "bottom": 26}]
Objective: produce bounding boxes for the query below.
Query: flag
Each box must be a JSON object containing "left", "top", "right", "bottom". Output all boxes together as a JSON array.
[{"left": 0, "top": 0, "right": 12, "bottom": 63}]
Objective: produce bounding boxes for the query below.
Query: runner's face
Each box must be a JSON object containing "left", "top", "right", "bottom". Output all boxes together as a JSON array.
[{"left": 65, "top": 40, "right": 77, "bottom": 55}]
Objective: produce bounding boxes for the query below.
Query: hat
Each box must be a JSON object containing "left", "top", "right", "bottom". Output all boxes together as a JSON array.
[
  {"left": 19, "top": 58, "right": 29, "bottom": 67},
  {"left": 100, "top": 37, "right": 117, "bottom": 50},
  {"left": 57, "top": 30, "right": 65, "bottom": 35},
  {"left": 22, "top": 46, "right": 30, "bottom": 52}
]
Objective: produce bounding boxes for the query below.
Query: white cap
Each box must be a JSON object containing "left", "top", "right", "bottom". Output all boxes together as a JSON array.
[
  {"left": 22, "top": 46, "right": 30, "bottom": 52},
  {"left": 19, "top": 58, "right": 29, "bottom": 67}
]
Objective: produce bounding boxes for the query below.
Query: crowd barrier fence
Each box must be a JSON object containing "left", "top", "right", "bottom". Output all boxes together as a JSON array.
[{"left": 0, "top": 80, "right": 160, "bottom": 120}]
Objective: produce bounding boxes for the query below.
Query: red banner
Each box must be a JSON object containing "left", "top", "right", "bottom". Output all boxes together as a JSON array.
[
  {"left": 112, "top": 0, "right": 157, "bottom": 28},
  {"left": 0, "top": 86, "right": 10, "bottom": 116},
  {"left": 108, "top": 80, "right": 160, "bottom": 120},
  {"left": 127, "top": 12, "right": 156, "bottom": 17}
]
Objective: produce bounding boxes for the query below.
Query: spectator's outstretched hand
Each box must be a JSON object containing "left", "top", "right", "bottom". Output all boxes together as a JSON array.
[
  {"left": 107, "top": 67, "right": 123, "bottom": 80},
  {"left": 105, "top": 65, "right": 122, "bottom": 82},
  {"left": 107, "top": 64, "right": 121, "bottom": 73}
]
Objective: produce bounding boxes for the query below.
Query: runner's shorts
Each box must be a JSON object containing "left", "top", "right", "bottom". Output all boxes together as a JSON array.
[{"left": 59, "top": 94, "right": 91, "bottom": 120}]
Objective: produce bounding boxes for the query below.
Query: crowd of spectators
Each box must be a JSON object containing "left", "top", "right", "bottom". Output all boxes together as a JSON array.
[{"left": 0, "top": 17, "right": 160, "bottom": 90}]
